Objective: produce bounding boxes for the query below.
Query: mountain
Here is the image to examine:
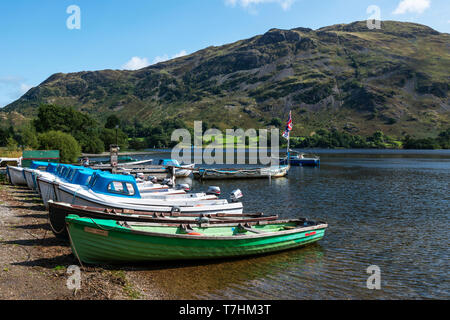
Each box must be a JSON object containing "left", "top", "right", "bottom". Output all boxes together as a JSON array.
[{"left": 2, "top": 20, "right": 449, "bottom": 137}]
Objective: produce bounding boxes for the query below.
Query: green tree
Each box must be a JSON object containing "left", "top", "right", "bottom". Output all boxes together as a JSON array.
[
  {"left": 129, "top": 138, "right": 147, "bottom": 150},
  {"left": 0, "top": 127, "right": 10, "bottom": 147},
  {"left": 105, "top": 114, "right": 121, "bottom": 129},
  {"left": 33, "top": 104, "right": 115, "bottom": 154},
  {"left": 6, "top": 137, "right": 18, "bottom": 151},
  {"left": 100, "top": 128, "right": 129, "bottom": 150},
  {"left": 268, "top": 117, "right": 282, "bottom": 127},
  {"left": 20, "top": 125, "right": 39, "bottom": 149},
  {"left": 34, "top": 104, "right": 98, "bottom": 134},
  {"left": 38, "top": 131, "right": 81, "bottom": 163},
  {"left": 371, "top": 131, "right": 385, "bottom": 148},
  {"left": 82, "top": 136, "right": 105, "bottom": 154},
  {"left": 437, "top": 128, "right": 450, "bottom": 149}
]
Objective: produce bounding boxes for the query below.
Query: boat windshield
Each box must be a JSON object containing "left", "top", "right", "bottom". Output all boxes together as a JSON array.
[
  {"left": 159, "top": 159, "right": 180, "bottom": 166},
  {"left": 107, "top": 181, "right": 136, "bottom": 196}
]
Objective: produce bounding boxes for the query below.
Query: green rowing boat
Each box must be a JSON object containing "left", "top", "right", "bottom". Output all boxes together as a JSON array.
[{"left": 65, "top": 215, "right": 328, "bottom": 264}]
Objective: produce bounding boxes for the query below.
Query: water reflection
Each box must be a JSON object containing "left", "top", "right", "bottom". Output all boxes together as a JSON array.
[
  {"left": 103, "top": 150, "right": 450, "bottom": 299},
  {"left": 146, "top": 244, "right": 326, "bottom": 300}
]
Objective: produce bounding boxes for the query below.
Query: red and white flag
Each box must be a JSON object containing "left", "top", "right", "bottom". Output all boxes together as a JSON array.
[{"left": 282, "top": 111, "right": 293, "bottom": 139}]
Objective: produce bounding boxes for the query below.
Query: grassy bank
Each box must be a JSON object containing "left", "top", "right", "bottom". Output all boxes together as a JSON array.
[{"left": 0, "top": 148, "right": 22, "bottom": 158}]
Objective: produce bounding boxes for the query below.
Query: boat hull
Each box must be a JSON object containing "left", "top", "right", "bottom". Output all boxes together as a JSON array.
[
  {"left": 48, "top": 201, "right": 274, "bottom": 239},
  {"left": 193, "top": 166, "right": 289, "bottom": 180},
  {"left": 7, "top": 166, "right": 27, "bottom": 186},
  {"left": 66, "top": 216, "right": 327, "bottom": 264},
  {"left": 23, "top": 169, "right": 37, "bottom": 190},
  {"left": 37, "top": 177, "right": 60, "bottom": 208},
  {"left": 57, "top": 186, "right": 244, "bottom": 215},
  {"left": 175, "top": 164, "right": 195, "bottom": 177},
  {"left": 280, "top": 158, "right": 320, "bottom": 167}
]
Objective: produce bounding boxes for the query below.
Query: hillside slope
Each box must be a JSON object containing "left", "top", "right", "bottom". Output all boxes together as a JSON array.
[{"left": 3, "top": 21, "right": 449, "bottom": 137}]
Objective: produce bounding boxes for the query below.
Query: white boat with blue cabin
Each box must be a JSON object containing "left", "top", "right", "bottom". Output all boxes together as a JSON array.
[{"left": 56, "top": 171, "right": 243, "bottom": 214}]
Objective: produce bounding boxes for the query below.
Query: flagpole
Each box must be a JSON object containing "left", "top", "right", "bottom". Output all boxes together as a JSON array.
[
  {"left": 282, "top": 110, "right": 292, "bottom": 168},
  {"left": 287, "top": 128, "right": 290, "bottom": 167},
  {"left": 287, "top": 111, "right": 291, "bottom": 168}
]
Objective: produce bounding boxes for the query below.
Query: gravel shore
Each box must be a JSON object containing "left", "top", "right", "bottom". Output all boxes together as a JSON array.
[{"left": 0, "top": 182, "right": 163, "bottom": 300}]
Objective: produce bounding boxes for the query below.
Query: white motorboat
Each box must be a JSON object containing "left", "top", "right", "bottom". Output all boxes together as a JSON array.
[{"left": 56, "top": 171, "right": 243, "bottom": 215}]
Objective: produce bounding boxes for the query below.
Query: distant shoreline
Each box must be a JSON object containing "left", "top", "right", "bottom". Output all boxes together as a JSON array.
[{"left": 81, "top": 151, "right": 159, "bottom": 157}]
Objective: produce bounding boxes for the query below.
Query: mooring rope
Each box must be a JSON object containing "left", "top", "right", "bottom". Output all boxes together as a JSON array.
[
  {"left": 88, "top": 217, "right": 117, "bottom": 231},
  {"left": 71, "top": 185, "right": 82, "bottom": 205},
  {"left": 66, "top": 223, "right": 84, "bottom": 269},
  {"left": 47, "top": 209, "right": 66, "bottom": 235}
]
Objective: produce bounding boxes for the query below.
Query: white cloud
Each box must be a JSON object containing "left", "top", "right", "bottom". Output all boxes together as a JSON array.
[
  {"left": 393, "top": 0, "right": 431, "bottom": 15},
  {"left": 152, "top": 54, "right": 170, "bottom": 65},
  {"left": 122, "top": 50, "right": 188, "bottom": 70},
  {"left": 0, "top": 76, "right": 34, "bottom": 108},
  {"left": 225, "top": 0, "right": 295, "bottom": 11},
  {"left": 20, "top": 83, "right": 33, "bottom": 94},
  {"left": 172, "top": 50, "right": 188, "bottom": 59},
  {"left": 122, "top": 56, "right": 150, "bottom": 70},
  {"left": 153, "top": 50, "right": 188, "bottom": 64}
]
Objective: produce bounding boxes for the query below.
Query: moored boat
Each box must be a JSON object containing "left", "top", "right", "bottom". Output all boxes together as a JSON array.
[
  {"left": 7, "top": 166, "right": 27, "bottom": 186},
  {"left": 65, "top": 215, "right": 328, "bottom": 264},
  {"left": 157, "top": 159, "right": 195, "bottom": 177},
  {"left": 48, "top": 200, "right": 276, "bottom": 239},
  {"left": 23, "top": 161, "right": 51, "bottom": 191},
  {"left": 280, "top": 151, "right": 320, "bottom": 167},
  {"left": 55, "top": 170, "right": 244, "bottom": 214},
  {"left": 193, "top": 165, "right": 289, "bottom": 180},
  {"left": 36, "top": 164, "right": 191, "bottom": 208},
  {"left": 0, "top": 157, "right": 21, "bottom": 169}
]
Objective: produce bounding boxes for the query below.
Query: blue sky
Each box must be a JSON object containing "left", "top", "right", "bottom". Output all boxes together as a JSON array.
[{"left": 0, "top": 0, "right": 448, "bottom": 108}]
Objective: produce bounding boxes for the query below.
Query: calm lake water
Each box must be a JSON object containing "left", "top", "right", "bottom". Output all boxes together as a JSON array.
[{"left": 109, "top": 150, "right": 450, "bottom": 299}]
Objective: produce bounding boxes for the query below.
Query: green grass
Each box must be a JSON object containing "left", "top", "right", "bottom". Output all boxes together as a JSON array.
[
  {"left": 109, "top": 270, "right": 142, "bottom": 300},
  {"left": 53, "top": 265, "right": 66, "bottom": 271},
  {"left": 0, "top": 147, "right": 23, "bottom": 158}
]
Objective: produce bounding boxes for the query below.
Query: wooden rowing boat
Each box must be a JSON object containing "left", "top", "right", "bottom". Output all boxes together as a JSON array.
[
  {"left": 48, "top": 201, "right": 276, "bottom": 239},
  {"left": 65, "top": 215, "right": 327, "bottom": 264},
  {"left": 193, "top": 165, "right": 289, "bottom": 180}
]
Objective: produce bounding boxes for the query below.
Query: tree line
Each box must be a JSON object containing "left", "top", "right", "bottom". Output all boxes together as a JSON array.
[
  {"left": 1, "top": 105, "right": 449, "bottom": 163},
  {"left": 290, "top": 129, "right": 401, "bottom": 149},
  {"left": 0, "top": 104, "right": 129, "bottom": 162},
  {"left": 289, "top": 128, "right": 449, "bottom": 149}
]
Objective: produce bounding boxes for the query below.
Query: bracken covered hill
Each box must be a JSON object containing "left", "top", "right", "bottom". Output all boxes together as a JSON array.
[{"left": 2, "top": 21, "right": 449, "bottom": 137}]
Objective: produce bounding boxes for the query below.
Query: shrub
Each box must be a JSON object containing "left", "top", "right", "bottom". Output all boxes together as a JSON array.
[
  {"left": 82, "top": 136, "right": 105, "bottom": 154},
  {"left": 6, "top": 137, "right": 18, "bottom": 151},
  {"left": 38, "top": 131, "right": 81, "bottom": 163},
  {"left": 20, "top": 125, "right": 39, "bottom": 149}
]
